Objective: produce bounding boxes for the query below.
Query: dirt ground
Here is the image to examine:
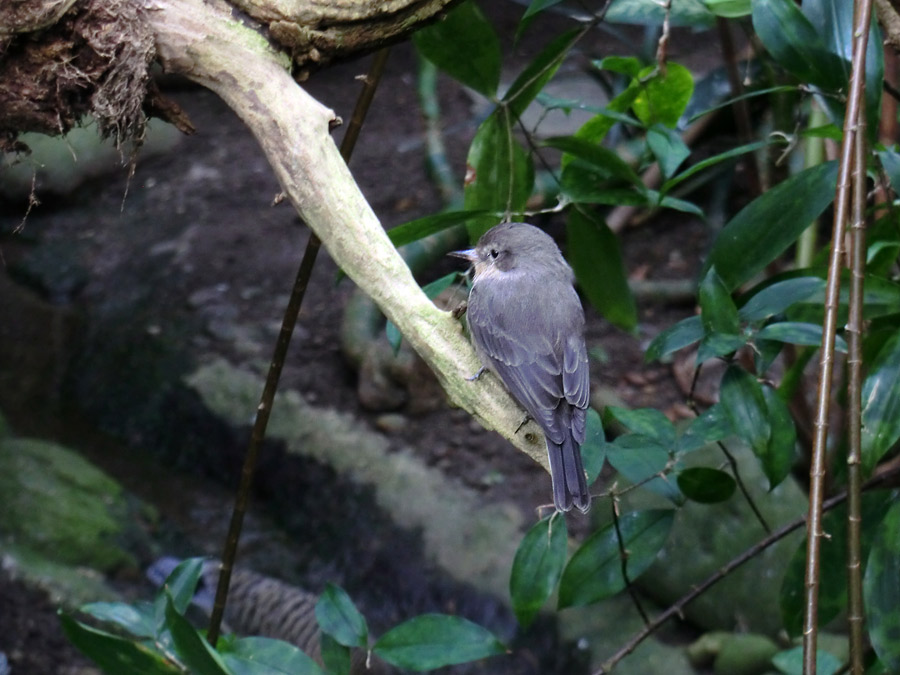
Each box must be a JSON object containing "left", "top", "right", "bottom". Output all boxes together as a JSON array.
[{"left": 0, "top": 3, "right": 729, "bottom": 672}]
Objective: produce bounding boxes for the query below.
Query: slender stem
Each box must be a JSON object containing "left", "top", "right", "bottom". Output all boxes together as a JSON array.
[
  {"left": 715, "top": 439, "right": 771, "bottom": 533},
  {"left": 803, "top": 1, "right": 873, "bottom": 671},
  {"left": 845, "top": 73, "right": 868, "bottom": 675},
  {"left": 715, "top": 16, "right": 761, "bottom": 197},
  {"left": 687, "top": 363, "right": 770, "bottom": 533},
  {"left": 592, "top": 462, "right": 900, "bottom": 675},
  {"left": 611, "top": 498, "right": 650, "bottom": 624},
  {"left": 206, "top": 47, "right": 391, "bottom": 646}
]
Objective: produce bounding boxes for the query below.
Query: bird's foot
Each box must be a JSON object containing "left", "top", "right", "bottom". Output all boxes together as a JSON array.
[{"left": 466, "top": 366, "right": 486, "bottom": 381}]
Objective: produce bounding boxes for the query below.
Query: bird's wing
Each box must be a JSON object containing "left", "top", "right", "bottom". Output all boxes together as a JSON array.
[
  {"left": 563, "top": 330, "right": 589, "bottom": 443},
  {"left": 467, "top": 278, "right": 585, "bottom": 444}
]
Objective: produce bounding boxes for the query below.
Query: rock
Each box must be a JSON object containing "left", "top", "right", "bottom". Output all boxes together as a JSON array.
[
  {"left": 687, "top": 631, "right": 779, "bottom": 675},
  {"left": 636, "top": 442, "right": 807, "bottom": 635},
  {"left": 0, "top": 438, "right": 152, "bottom": 573},
  {"left": 713, "top": 633, "right": 779, "bottom": 675},
  {"left": 8, "top": 239, "right": 89, "bottom": 303}
]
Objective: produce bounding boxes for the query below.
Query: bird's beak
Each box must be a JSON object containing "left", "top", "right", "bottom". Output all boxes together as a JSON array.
[{"left": 449, "top": 248, "right": 478, "bottom": 262}]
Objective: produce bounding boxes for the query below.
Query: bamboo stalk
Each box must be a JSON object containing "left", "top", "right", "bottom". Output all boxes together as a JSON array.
[{"left": 802, "top": 0, "right": 873, "bottom": 671}]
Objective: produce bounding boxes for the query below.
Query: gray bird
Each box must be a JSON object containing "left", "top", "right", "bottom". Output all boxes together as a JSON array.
[{"left": 452, "top": 222, "right": 591, "bottom": 513}]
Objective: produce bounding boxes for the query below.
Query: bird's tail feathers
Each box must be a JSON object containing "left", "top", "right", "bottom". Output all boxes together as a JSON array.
[{"left": 548, "top": 433, "right": 590, "bottom": 513}]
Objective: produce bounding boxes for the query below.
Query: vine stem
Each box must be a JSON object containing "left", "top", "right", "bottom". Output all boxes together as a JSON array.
[
  {"left": 803, "top": 0, "right": 873, "bottom": 671},
  {"left": 206, "top": 47, "right": 391, "bottom": 646}
]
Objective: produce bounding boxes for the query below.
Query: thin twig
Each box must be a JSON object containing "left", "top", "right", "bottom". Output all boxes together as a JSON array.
[
  {"left": 715, "top": 17, "right": 761, "bottom": 197},
  {"left": 611, "top": 498, "right": 650, "bottom": 624},
  {"left": 845, "top": 60, "right": 868, "bottom": 675},
  {"left": 714, "top": 439, "right": 771, "bottom": 533},
  {"left": 687, "top": 362, "right": 771, "bottom": 533},
  {"left": 206, "top": 47, "right": 392, "bottom": 647},
  {"left": 593, "top": 463, "right": 900, "bottom": 675},
  {"left": 803, "top": 0, "right": 873, "bottom": 670},
  {"left": 654, "top": 0, "right": 672, "bottom": 76}
]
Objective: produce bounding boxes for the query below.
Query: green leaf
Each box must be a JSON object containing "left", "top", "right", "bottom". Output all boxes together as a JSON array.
[
  {"left": 164, "top": 593, "right": 232, "bottom": 675},
  {"left": 59, "top": 613, "right": 181, "bottom": 675},
  {"left": 787, "top": 271, "right": 900, "bottom": 322},
  {"left": 220, "top": 637, "right": 326, "bottom": 675},
  {"left": 803, "top": 0, "right": 883, "bottom": 137},
  {"left": 656, "top": 194, "right": 705, "bottom": 218},
  {"left": 510, "top": 516, "right": 568, "bottom": 627},
  {"left": 677, "top": 467, "right": 736, "bottom": 503},
  {"left": 558, "top": 176, "right": 649, "bottom": 206},
  {"left": 80, "top": 601, "right": 157, "bottom": 639},
  {"left": 738, "top": 277, "right": 826, "bottom": 322},
  {"left": 413, "top": 1, "right": 500, "bottom": 97},
  {"left": 314, "top": 583, "right": 368, "bottom": 649},
  {"left": 522, "top": 0, "right": 564, "bottom": 20},
  {"left": 558, "top": 509, "right": 675, "bottom": 608},
  {"left": 760, "top": 385, "right": 796, "bottom": 489},
  {"left": 606, "top": 0, "right": 716, "bottom": 27},
  {"left": 862, "top": 331, "right": 900, "bottom": 474},
  {"left": 645, "top": 315, "right": 703, "bottom": 362},
  {"left": 545, "top": 135, "right": 643, "bottom": 186},
  {"left": 752, "top": 0, "right": 845, "bottom": 90},
  {"left": 697, "top": 266, "right": 743, "bottom": 363},
  {"left": 595, "top": 56, "right": 644, "bottom": 78},
  {"left": 676, "top": 404, "right": 734, "bottom": 453},
  {"left": 163, "top": 557, "right": 205, "bottom": 616},
  {"left": 699, "top": 267, "right": 740, "bottom": 336},
  {"left": 696, "top": 333, "right": 747, "bottom": 364},
  {"left": 705, "top": 161, "right": 839, "bottom": 290},
  {"left": 566, "top": 210, "right": 637, "bottom": 331},
  {"left": 463, "top": 110, "right": 534, "bottom": 240},
  {"left": 386, "top": 272, "right": 459, "bottom": 353},
  {"left": 516, "top": 0, "right": 564, "bottom": 40},
  {"left": 503, "top": 28, "right": 581, "bottom": 119},
  {"left": 632, "top": 63, "right": 695, "bottom": 128},
  {"left": 864, "top": 500, "right": 900, "bottom": 672},
  {"left": 703, "top": 0, "right": 750, "bottom": 18},
  {"left": 373, "top": 614, "right": 506, "bottom": 671},
  {"left": 753, "top": 338, "right": 784, "bottom": 375},
  {"left": 606, "top": 435, "right": 681, "bottom": 502},
  {"left": 387, "top": 210, "right": 489, "bottom": 248},
  {"left": 320, "top": 633, "right": 351, "bottom": 675},
  {"left": 755, "top": 322, "right": 847, "bottom": 352},
  {"left": 647, "top": 124, "right": 690, "bottom": 179},
  {"left": 771, "top": 646, "right": 841, "bottom": 675},
  {"left": 878, "top": 148, "right": 900, "bottom": 195},
  {"left": 581, "top": 408, "right": 607, "bottom": 485},
  {"left": 719, "top": 366, "right": 771, "bottom": 467},
  {"left": 607, "top": 407, "right": 676, "bottom": 447}
]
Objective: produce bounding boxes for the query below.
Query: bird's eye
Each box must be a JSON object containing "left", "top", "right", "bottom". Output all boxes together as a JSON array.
[{"left": 489, "top": 249, "right": 499, "bottom": 259}]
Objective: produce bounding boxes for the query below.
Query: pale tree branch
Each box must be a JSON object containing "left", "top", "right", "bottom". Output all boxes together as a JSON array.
[{"left": 143, "top": 0, "right": 552, "bottom": 470}]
